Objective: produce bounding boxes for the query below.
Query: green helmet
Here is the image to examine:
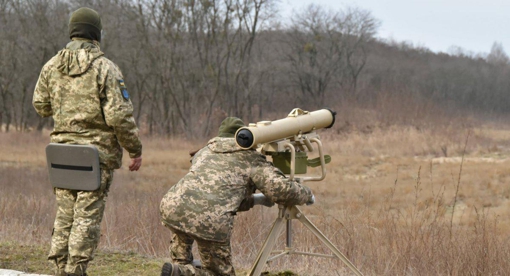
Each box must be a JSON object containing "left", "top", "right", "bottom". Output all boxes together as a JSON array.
[{"left": 69, "top": 7, "right": 102, "bottom": 42}]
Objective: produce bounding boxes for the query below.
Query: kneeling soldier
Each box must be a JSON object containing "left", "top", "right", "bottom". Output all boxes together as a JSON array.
[{"left": 159, "top": 117, "right": 314, "bottom": 276}]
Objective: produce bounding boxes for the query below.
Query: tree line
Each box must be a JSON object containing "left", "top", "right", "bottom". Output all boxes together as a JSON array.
[{"left": 1, "top": 0, "right": 509, "bottom": 137}]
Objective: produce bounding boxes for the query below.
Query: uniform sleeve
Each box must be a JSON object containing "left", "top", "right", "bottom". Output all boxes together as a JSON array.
[
  {"left": 238, "top": 196, "right": 255, "bottom": 212},
  {"left": 249, "top": 153, "right": 313, "bottom": 206},
  {"left": 32, "top": 68, "right": 53, "bottom": 117},
  {"left": 102, "top": 65, "right": 142, "bottom": 158}
]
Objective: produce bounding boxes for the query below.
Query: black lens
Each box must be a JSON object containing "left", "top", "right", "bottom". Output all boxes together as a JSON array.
[{"left": 236, "top": 129, "right": 254, "bottom": 148}]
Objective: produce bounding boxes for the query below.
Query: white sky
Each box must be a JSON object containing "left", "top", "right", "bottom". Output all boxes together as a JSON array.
[{"left": 279, "top": 0, "right": 510, "bottom": 55}]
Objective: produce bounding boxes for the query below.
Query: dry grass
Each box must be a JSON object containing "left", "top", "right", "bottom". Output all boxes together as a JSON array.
[{"left": 2, "top": 120, "right": 510, "bottom": 275}]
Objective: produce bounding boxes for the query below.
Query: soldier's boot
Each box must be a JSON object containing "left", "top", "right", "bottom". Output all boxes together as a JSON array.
[
  {"left": 55, "top": 270, "right": 67, "bottom": 276},
  {"left": 161, "top": 262, "right": 181, "bottom": 276}
]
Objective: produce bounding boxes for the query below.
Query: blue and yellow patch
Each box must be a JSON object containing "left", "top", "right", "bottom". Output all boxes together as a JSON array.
[{"left": 118, "top": 79, "right": 129, "bottom": 100}]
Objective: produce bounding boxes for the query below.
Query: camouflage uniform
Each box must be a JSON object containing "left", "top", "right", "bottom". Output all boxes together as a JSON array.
[
  {"left": 160, "top": 136, "right": 313, "bottom": 276},
  {"left": 33, "top": 33, "right": 142, "bottom": 274}
]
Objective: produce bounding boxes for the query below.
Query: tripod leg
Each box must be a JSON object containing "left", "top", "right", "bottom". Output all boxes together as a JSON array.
[
  {"left": 249, "top": 216, "right": 287, "bottom": 276},
  {"left": 292, "top": 206, "right": 364, "bottom": 276}
]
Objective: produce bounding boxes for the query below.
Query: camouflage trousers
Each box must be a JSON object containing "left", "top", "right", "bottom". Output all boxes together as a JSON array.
[
  {"left": 48, "top": 168, "right": 113, "bottom": 276},
  {"left": 169, "top": 229, "right": 235, "bottom": 276}
]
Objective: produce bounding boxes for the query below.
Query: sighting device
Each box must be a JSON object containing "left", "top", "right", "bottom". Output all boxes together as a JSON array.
[{"left": 235, "top": 108, "right": 364, "bottom": 276}]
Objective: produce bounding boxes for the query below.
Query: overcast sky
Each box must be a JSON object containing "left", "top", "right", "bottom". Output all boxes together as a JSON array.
[{"left": 279, "top": 0, "right": 510, "bottom": 55}]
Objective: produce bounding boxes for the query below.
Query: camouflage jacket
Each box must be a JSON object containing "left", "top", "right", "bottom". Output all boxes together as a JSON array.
[
  {"left": 160, "top": 137, "right": 313, "bottom": 242},
  {"left": 33, "top": 38, "right": 142, "bottom": 169}
]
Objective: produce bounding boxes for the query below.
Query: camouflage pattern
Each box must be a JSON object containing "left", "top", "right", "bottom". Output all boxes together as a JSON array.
[
  {"left": 33, "top": 38, "right": 142, "bottom": 169},
  {"left": 170, "top": 230, "right": 234, "bottom": 276},
  {"left": 160, "top": 137, "right": 313, "bottom": 243},
  {"left": 48, "top": 168, "right": 113, "bottom": 275}
]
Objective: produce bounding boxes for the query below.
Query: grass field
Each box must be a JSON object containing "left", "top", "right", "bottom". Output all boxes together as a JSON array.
[{"left": 2, "top": 118, "right": 510, "bottom": 275}]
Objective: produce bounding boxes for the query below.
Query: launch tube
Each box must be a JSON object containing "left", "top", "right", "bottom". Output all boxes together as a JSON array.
[{"left": 235, "top": 108, "right": 336, "bottom": 149}]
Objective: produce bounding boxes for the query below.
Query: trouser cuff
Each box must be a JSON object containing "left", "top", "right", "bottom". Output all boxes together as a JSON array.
[{"left": 66, "top": 263, "right": 88, "bottom": 275}]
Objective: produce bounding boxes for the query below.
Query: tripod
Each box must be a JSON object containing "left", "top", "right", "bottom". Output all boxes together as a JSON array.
[
  {"left": 248, "top": 133, "right": 363, "bottom": 275},
  {"left": 248, "top": 204, "right": 364, "bottom": 276}
]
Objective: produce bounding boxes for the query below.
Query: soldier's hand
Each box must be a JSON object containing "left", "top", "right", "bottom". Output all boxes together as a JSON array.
[
  {"left": 306, "top": 194, "right": 315, "bottom": 206},
  {"left": 129, "top": 156, "right": 142, "bottom": 171}
]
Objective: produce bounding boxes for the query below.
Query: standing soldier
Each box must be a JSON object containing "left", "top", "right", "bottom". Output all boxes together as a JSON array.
[
  {"left": 33, "top": 7, "right": 143, "bottom": 276},
  {"left": 160, "top": 117, "right": 314, "bottom": 276}
]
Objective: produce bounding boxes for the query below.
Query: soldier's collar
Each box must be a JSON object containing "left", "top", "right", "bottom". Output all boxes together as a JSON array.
[{"left": 71, "top": 37, "right": 101, "bottom": 49}]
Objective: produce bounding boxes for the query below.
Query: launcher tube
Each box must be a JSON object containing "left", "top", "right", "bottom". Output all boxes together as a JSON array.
[{"left": 235, "top": 108, "right": 335, "bottom": 149}]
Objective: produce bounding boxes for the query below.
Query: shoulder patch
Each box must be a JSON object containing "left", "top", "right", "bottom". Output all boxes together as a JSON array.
[{"left": 118, "top": 79, "right": 129, "bottom": 100}]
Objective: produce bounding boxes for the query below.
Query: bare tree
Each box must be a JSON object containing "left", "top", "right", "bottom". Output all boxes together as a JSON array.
[
  {"left": 487, "top": 42, "right": 509, "bottom": 66},
  {"left": 339, "top": 6, "right": 379, "bottom": 97},
  {"left": 282, "top": 4, "right": 378, "bottom": 108}
]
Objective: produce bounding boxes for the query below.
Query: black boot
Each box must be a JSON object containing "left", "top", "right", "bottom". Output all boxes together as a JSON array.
[{"left": 161, "top": 262, "right": 180, "bottom": 276}]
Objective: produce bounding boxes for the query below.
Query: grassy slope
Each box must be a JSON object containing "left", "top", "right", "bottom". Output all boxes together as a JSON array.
[
  {"left": 0, "top": 241, "right": 163, "bottom": 276},
  {"left": 0, "top": 241, "right": 297, "bottom": 276}
]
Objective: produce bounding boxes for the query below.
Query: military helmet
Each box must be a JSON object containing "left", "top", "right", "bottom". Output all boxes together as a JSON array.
[{"left": 69, "top": 7, "right": 102, "bottom": 42}]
